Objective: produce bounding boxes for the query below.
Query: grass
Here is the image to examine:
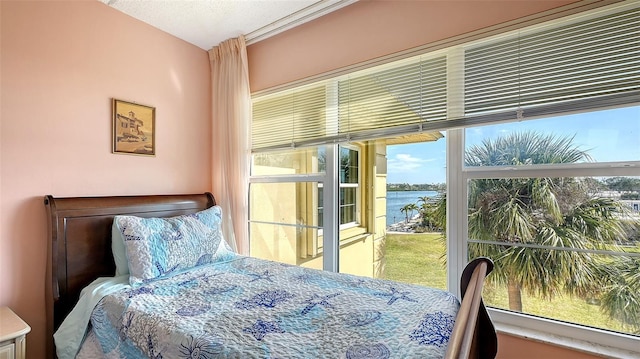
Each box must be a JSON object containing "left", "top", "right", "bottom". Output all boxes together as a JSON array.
[
  {"left": 381, "top": 232, "right": 447, "bottom": 290},
  {"left": 381, "top": 232, "right": 638, "bottom": 335},
  {"left": 482, "top": 282, "right": 632, "bottom": 334}
]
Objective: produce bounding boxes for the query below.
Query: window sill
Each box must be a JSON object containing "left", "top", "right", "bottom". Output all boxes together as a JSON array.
[
  {"left": 489, "top": 309, "right": 640, "bottom": 359},
  {"left": 339, "top": 226, "right": 368, "bottom": 241},
  {"left": 315, "top": 227, "right": 371, "bottom": 255},
  {"left": 339, "top": 231, "right": 370, "bottom": 248}
]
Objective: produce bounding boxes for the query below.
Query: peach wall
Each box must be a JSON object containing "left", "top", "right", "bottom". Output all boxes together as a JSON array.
[
  {"left": 497, "top": 333, "right": 603, "bottom": 359},
  {"left": 247, "top": 0, "right": 580, "bottom": 92},
  {"left": 0, "top": 1, "right": 211, "bottom": 357}
]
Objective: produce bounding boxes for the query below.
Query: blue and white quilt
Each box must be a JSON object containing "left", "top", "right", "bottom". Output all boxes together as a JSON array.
[{"left": 85, "top": 255, "right": 460, "bottom": 358}]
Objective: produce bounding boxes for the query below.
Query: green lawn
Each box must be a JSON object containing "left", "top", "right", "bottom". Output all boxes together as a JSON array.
[
  {"left": 381, "top": 232, "right": 637, "bottom": 335},
  {"left": 381, "top": 232, "right": 447, "bottom": 290}
]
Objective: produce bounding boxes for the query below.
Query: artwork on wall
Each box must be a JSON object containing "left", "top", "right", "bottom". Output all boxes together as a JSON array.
[{"left": 112, "top": 99, "right": 155, "bottom": 156}]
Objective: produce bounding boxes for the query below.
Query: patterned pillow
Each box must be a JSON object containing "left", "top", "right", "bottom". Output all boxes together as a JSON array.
[{"left": 114, "top": 205, "right": 235, "bottom": 286}]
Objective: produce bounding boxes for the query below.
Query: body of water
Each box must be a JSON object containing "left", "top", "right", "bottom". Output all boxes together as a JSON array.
[{"left": 386, "top": 190, "right": 439, "bottom": 226}]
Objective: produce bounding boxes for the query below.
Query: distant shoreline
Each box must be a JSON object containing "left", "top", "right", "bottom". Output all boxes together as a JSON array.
[
  {"left": 386, "top": 215, "right": 420, "bottom": 233},
  {"left": 385, "top": 190, "right": 438, "bottom": 227}
]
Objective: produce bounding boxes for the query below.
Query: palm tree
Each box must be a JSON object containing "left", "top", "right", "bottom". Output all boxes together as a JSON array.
[
  {"left": 417, "top": 196, "right": 430, "bottom": 208},
  {"left": 596, "top": 256, "right": 640, "bottom": 334},
  {"left": 418, "top": 195, "right": 443, "bottom": 231},
  {"left": 400, "top": 203, "right": 419, "bottom": 223},
  {"left": 464, "top": 132, "right": 629, "bottom": 313}
]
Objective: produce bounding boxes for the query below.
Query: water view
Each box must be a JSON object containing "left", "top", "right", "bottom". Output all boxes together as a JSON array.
[{"left": 386, "top": 190, "right": 438, "bottom": 226}]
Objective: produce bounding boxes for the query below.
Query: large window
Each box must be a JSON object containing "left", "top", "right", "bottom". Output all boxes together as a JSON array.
[
  {"left": 463, "top": 107, "right": 640, "bottom": 337},
  {"left": 250, "top": 0, "right": 640, "bottom": 354}
]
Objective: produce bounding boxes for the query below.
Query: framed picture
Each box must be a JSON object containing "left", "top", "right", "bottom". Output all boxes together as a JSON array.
[{"left": 112, "top": 99, "right": 156, "bottom": 156}]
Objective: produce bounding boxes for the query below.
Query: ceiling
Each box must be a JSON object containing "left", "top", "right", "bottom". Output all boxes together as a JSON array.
[{"left": 99, "top": 0, "right": 356, "bottom": 50}]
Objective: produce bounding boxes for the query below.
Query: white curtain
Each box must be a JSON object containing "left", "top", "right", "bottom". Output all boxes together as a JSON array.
[{"left": 208, "top": 36, "right": 251, "bottom": 255}]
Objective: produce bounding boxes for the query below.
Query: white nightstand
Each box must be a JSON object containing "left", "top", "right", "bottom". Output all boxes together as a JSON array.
[{"left": 0, "top": 307, "right": 31, "bottom": 359}]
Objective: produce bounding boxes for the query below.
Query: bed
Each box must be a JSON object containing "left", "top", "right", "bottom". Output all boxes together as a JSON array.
[{"left": 44, "top": 192, "right": 497, "bottom": 359}]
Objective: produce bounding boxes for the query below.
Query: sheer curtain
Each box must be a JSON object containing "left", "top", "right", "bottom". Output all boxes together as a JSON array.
[{"left": 208, "top": 36, "right": 250, "bottom": 255}]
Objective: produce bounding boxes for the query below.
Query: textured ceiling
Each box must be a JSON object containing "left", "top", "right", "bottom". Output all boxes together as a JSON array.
[{"left": 100, "top": 0, "right": 355, "bottom": 50}]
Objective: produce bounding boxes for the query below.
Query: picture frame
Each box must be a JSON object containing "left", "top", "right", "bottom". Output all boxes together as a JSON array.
[{"left": 112, "top": 99, "right": 156, "bottom": 156}]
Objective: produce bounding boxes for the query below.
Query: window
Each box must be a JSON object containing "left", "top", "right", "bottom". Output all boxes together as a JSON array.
[
  {"left": 462, "top": 106, "right": 640, "bottom": 336},
  {"left": 250, "top": 143, "right": 372, "bottom": 271},
  {"left": 317, "top": 145, "right": 361, "bottom": 228},
  {"left": 383, "top": 138, "right": 448, "bottom": 291},
  {"left": 339, "top": 146, "right": 360, "bottom": 226},
  {"left": 250, "top": 147, "right": 323, "bottom": 265},
  {"left": 250, "top": 0, "right": 640, "bottom": 354}
]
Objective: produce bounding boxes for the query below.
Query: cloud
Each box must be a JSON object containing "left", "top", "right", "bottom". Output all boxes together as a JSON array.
[{"left": 388, "top": 153, "right": 434, "bottom": 172}]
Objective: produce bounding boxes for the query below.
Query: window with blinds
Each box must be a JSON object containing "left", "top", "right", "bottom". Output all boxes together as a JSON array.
[
  {"left": 252, "top": 84, "right": 330, "bottom": 151},
  {"left": 253, "top": 3, "right": 639, "bottom": 149},
  {"left": 337, "top": 57, "right": 447, "bottom": 138},
  {"left": 252, "top": 56, "right": 447, "bottom": 152},
  {"left": 464, "top": 6, "right": 640, "bottom": 117}
]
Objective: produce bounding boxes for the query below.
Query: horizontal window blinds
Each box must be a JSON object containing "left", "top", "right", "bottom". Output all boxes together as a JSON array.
[
  {"left": 464, "top": 6, "right": 640, "bottom": 117},
  {"left": 252, "top": 2, "right": 639, "bottom": 152},
  {"left": 252, "top": 56, "right": 447, "bottom": 151},
  {"left": 252, "top": 84, "right": 332, "bottom": 150},
  {"left": 338, "top": 57, "right": 447, "bottom": 137}
]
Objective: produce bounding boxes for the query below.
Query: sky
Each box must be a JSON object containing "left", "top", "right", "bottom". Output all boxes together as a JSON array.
[{"left": 386, "top": 105, "right": 640, "bottom": 185}]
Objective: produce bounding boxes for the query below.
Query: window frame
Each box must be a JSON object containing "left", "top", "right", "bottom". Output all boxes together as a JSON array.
[
  {"left": 249, "top": 1, "right": 640, "bottom": 355},
  {"left": 250, "top": 143, "right": 370, "bottom": 269},
  {"left": 448, "top": 122, "right": 640, "bottom": 355},
  {"left": 318, "top": 143, "right": 368, "bottom": 246},
  {"left": 317, "top": 144, "right": 363, "bottom": 230},
  {"left": 337, "top": 144, "right": 362, "bottom": 229}
]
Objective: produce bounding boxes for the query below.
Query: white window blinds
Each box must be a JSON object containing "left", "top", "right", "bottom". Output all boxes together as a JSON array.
[
  {"left": 252, "top": 56, "right": 447, "bottom": 151},
  {"left": 337, "top": 57, "right": 447, "bottom": 139},
  {"left": 252, "top": 2, "right": 640, "bottom": 151},
  {"left": 252, "top": 84, "right": 331, "bottom": 151},
  {"left": 464, "top": 6, "right": 640, "bottom": 118}
]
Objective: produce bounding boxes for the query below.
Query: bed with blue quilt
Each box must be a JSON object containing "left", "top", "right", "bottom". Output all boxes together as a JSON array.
[{"left": 45, "top": 193, "right": 496, "bottom": 359}]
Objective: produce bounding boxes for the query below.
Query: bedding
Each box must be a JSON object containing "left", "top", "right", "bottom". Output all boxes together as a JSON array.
[
  {"left": 54, "top": 275, "right": 131, "bottom": 359},
  {"left": 114, "top": 205, "right": 235, "bottom": 286},
  {"left": 46, "top": 193, "right": 496, "bottom": 359},
  {"left": 60, "top": 255, "right": 461, "bottom": 359}
]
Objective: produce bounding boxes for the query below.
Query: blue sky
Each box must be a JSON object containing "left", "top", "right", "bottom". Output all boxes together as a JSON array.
[
  {"left": 388, "top": 141, "right": 447, "bottom": 184},
  {"left": 387, "top": 106, "right": 640, "bottom": 184}
]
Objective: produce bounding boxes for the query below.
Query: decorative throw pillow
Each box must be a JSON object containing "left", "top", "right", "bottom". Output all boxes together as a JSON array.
[{"left": 114, "top": 205, "right": 235, "bottom": 286}]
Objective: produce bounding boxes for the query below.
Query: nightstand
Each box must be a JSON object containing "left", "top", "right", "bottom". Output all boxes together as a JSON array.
[{"left": 0, "top": 307, "right": 31, "bottom": 359}]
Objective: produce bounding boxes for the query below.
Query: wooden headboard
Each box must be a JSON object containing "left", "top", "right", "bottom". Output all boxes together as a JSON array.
[{"left": 44, "top": 193, "right": 216, "bottom": 358}]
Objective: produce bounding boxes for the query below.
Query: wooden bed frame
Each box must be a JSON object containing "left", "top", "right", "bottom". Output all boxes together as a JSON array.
[{"left": 45, "top": 192, "right": 496, "bottom": 359}]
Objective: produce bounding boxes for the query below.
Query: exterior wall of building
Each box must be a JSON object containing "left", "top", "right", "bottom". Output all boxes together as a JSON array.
[{"left": 250, "top": 141, "right": 388, "bottom": 278}]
